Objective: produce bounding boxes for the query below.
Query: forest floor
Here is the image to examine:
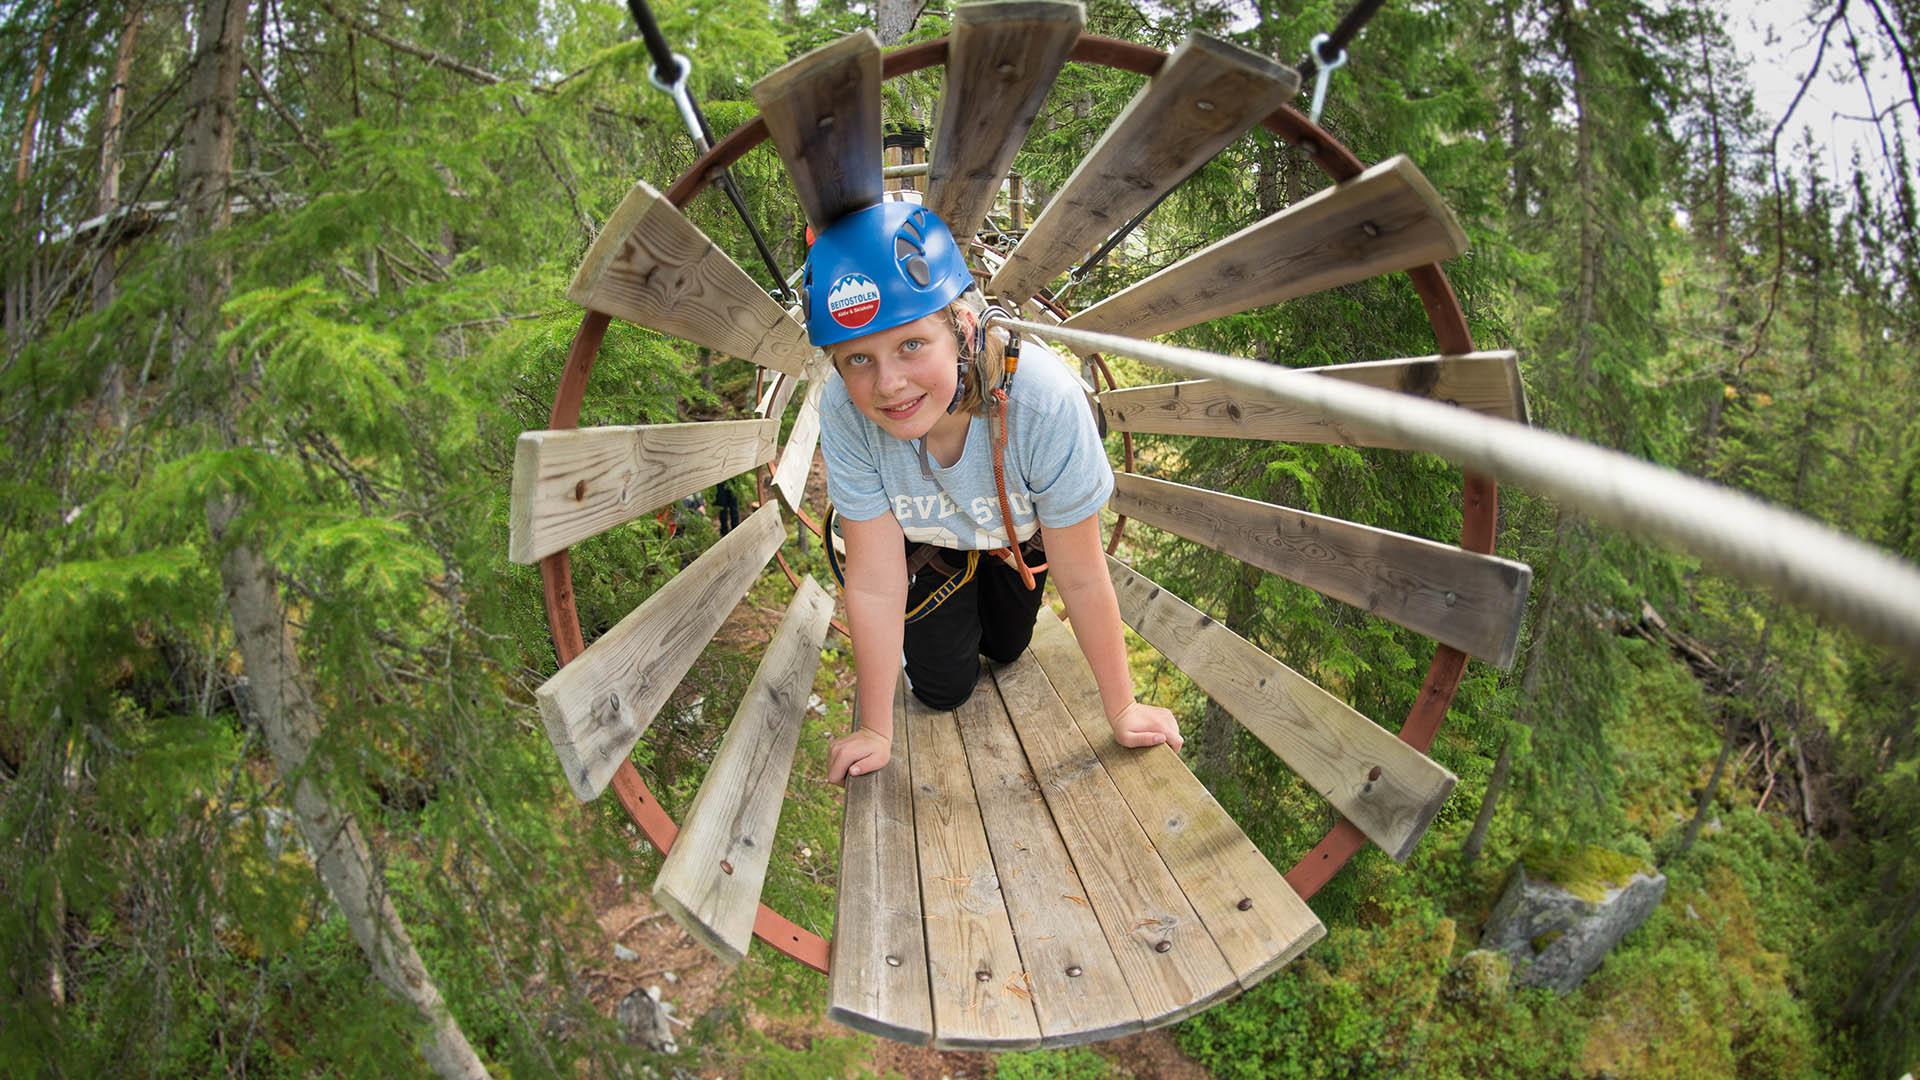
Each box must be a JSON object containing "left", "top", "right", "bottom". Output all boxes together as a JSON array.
[{"left": 572, "top": 453, "right": 1211, "bottom": 1078}]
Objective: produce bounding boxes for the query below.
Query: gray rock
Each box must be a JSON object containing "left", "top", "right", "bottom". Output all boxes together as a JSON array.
[
  {"left": 618, "top": 986, "right": 678, "bottom": 1053},
  {"left": 1482, "top": 853, "right": 1667, "bottom": 993}
]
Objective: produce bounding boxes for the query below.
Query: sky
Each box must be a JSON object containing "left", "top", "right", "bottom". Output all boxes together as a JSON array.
[{"left": 1725, "top": 0, "right": 1916, "bottom": 194}]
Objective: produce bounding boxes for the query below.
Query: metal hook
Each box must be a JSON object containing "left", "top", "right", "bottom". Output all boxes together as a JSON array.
[
  {"left": 1307, "top": 33, "right": 1347, "bottom": 126},
  {"left": 648, "top": 51, "right": 708, "bottom": 151}
]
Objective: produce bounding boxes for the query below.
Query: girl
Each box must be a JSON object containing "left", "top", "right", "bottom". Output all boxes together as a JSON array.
[{"left": 809, "top": 198, "right": 1181, "bottom": 784}]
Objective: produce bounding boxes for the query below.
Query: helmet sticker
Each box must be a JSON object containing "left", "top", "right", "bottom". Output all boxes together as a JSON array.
[{"left": 827, "top": 273, "right": 881, "bottom": 331}]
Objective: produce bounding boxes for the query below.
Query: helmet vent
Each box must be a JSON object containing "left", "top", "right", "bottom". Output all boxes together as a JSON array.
[{"left": 905, "top": 255, "right": 932, "bottom": 286}]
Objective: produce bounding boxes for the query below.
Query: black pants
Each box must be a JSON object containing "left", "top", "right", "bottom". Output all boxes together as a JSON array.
[{"left": 902, "top": 542, "right": 1048, "bottom": 711}]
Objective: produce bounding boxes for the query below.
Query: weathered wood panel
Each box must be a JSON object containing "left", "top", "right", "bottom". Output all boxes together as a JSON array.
[
  {"left": 1099, "top": 352, "right": 1526, "bottom": 448},
  {"left": 509, "top": 419, "right": 778, "bottom": 564},
  {"left": 1026, "top": 607, "right": 1324, "bottom": 985},
  {"left": 926, "top": 1, "right": 1084, "bottom": 241},
  {"left": 651, "top": 578, "right": 835, "bottom": 966},
  {"left": 1064, "top": 155, "right": 1468, "bottom": 340},
  {"left": 1103, "top": 560, "right": 1456, "bottom": 860},
  {"left": 772, "top": 372, "right": 827, "bottom": 515},
  {"left": 829, "top": 681, "right": 934, "bottom": 1044},
  {"left": 1109, "top": 473, "right": 1530, "bottom": 667},
  {"left": 534, "top": 503, "right": 785, "bottom": 801},
  {"left": 568, "top": 181, "right": 812, "bottom": 374},
  {"left": 906, "top": 692, "right": 1042, "bottom": 1050},
  {"left": 957, "top": 679, "right": 1142, "bottom": 1045},
  {"left": 752, "top": 30, "right": 884, "bottom": 231},
  {"left": 987, "top": 35, "right": 1300, "bottom": 301},
  {"left": 991, "top": 651, "right": 1239, "bottom": 1026}
]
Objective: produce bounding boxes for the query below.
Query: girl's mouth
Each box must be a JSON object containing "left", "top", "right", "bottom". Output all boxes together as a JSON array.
[{"left": 879, "top": 395, "right": 924, "bottom": 422}]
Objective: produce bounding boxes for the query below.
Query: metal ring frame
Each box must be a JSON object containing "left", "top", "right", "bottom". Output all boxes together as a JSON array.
[{"left": 538, "top": 35, "right": 1498, "bottom": 973}]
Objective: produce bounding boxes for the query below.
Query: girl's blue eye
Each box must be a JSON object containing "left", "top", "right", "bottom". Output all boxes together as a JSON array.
[
  {"left": 844, "top": 352, "right": 872, "bottom": 367},
  {"left": 901, "top": 339, "right": 922, "bottom": 353}
]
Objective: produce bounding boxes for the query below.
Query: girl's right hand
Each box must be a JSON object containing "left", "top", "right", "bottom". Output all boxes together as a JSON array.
[{"left": 827, "top": 728, "right": 892, "bottom": 785}]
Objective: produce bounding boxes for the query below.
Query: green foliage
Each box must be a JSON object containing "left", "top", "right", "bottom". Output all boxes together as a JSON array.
[{"left": 995, "top": 1046, "right": 1127, "bottom": 1080}]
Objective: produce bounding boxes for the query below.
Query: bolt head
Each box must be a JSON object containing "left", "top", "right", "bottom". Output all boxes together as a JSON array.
[{"left": 1154, "top": 940, "right": 1172, "bottom": 954}]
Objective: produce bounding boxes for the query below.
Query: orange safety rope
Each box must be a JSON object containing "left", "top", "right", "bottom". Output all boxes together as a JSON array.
[{"left": 986, "top": 340, "right": 1046, "bottom": 589}]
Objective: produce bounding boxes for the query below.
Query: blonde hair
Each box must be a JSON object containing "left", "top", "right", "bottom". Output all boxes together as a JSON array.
[{"left": 946, "top": 289, "right": 1008, "bottom": 417}]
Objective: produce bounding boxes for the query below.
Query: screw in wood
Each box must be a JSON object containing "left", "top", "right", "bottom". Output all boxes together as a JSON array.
[
  {"left": 1369, "top": 766, "right": 1384, "bottom": 782},
  {"left": 1066, "top": 965, "right": 1083, "bottom": 978},
  {"left": 976, "top": 970, "right": 992, "bottom": 982},
  {"left": 720, "top": 859, "right": 734, "bottom": 875},
  {"left": 1444, "top": 590, "right": 1458, "bottom": 607},
  {"left": 1237, "top": 897, "right": 1253, "bottom": 911},
  {"left": 1196, "top": 99, "right": 1215, "bottom": 111},
  {"left": 1361, "top": 221, "right": 1382, "bottom": 238},
  {"left": 885, "top": 954, "right": 901, "bottom": 968},
  {"left": 573, "top": 479, "right": 588, "bottom": 501},
  {"left": 997, "top": 62, "right": 1017, "bottom": 76},
  {"left": 1154, "top": 940, "right": 1172, "bottom": 954}
]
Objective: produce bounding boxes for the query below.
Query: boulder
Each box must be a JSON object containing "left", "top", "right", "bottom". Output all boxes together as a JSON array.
[
  {"left": 1482, "top": 845, "right": 1666, "bottom": 993},
  {"left": 618, "top": 986, "right": 678, "bottom": 1053}
]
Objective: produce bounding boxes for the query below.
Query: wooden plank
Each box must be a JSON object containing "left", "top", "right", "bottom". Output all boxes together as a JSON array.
[
  {"left": 1027, "top": 607, "right": 1325, "bottom": 984},
  {"left": 905, "top": 692, "right": 1043, "bottom": 1050},
  {"left": 987, "top": 35, "right": 1300, "bottom": 302},
  {"left": 509, "top": 419, "right": 778, "bottom": 564},
  {"left": 772, "top": 371, "right": 827, "bottom": 515},
  {"left": 926, "top": 1, "right": 1084, "bottom": 241},
  {"left": 534, "top": 503, "right": 785, "bottom": 801},
  {"left": 830, "top": 681, "right": 934, "bottom": 1045},
  {"left": 1063, "top": 155, "right": 1469, "bottom": 341},
  {"left": 651, "top": 578, "right": 836, "bottom": 966},
  {"left": 955, "top": 679, "right": 1142, "bottom": 1046},
  {"left": 568, "top": 180, "right": 812, "bottom": 375},
  {"left": 1101, "top": 560, "right": 1455, "bottom": 861},
  {"left": 752, "top": 30, "right": 884, "bottom": 231},
  {"left": 990, "top": 651, "right": 1239, "bottom": 1026},
  {"left": 1110, "top": 472, "right": 1530, "bottom": 668},
  {"left": 1098, "top": 352, "right": 1527, "bottom": 449}
]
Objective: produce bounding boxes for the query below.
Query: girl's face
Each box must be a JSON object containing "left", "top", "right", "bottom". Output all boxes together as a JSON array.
[{"left": 831, "top": 309, "right": 968, "bottom": 441}]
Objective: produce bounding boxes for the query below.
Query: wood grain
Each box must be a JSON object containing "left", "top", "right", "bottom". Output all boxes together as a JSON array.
[
  {"left": 509, "top": 419, "right": 778, "bottom": 564},
  {"left": 752, "top": 30, "right": 884, "bottom": 231},
  {"left": 773, "top": 372, "right": 827, "bottom": 515},
  {"left": 1109, "top": 472, "right": 1531, "bottom": 667},
  {"left": 534, "top": 503, "right": 785, "bottom": 801},
  {"left": 1098, "top": 352, "right": 1526, "bottom": 449},
  {"left": 829, "top": 681, "right": 934, "bottom": 1045},
  {"left": 991, "top": 650, "right": 1239, "bottom": 1027},
  {"left": 651, "top": 578, "right": 835, "bottom": 966},
  {"left": 926, "top": 1, "right": 1084, "bottom": 241},
  {"left": 568, "top": 180, "right": 812, "bottom": 374},
  {"left": 1063, "top": 155, "right": 1468, "bottom": 341},
  {"left": 1102, "top": 560, "right": 1455, "bottom": 861},
  {"left": 987, "top": 34, "right": 1300, "bottom": 301},
  {"left": 906, "top": 692, "right": 1043, "bottom": 1050},
  {"left": 957, "top": 679, "right": 1142, "bottom": 1045}
]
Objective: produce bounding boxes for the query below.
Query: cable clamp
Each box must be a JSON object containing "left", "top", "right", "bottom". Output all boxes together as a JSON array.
[
  {"left": 1307, "top": 33, "right": 1347, "bottom": 125},
  {"left": 648, "top": 52, "right": 708, "bottom": 151}
]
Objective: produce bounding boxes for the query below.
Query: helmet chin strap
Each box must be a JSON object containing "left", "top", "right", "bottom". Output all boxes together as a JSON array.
[{"left": 947, "top": 305, "right": 1010, "bottom": 414}]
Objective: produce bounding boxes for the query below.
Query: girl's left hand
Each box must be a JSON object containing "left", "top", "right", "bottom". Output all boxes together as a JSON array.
[{"left": 1107, "top": 700, "right": 1184, "bottom": 751}]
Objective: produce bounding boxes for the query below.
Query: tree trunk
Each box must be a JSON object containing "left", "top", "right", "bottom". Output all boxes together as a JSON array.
[
  {"left": 9, "top": 25, "right": 52, "bottom": 347},
  {"left": 1200, "top": 562, "right": 1262, "bottom": 778},
  {"left": 178, "top": 3, "right": 486, "bottom": 1075},
  {"left": 875, "top": 0, "right": 929, "bottom": 45},
  {"left": 1560, "top": 0, "right": 1599, "bottom": 385},
  {"left": 1676, "top": 706, "right": 1736, "bottom": 856},
  {"left": 96, "top": 2, "right": 146, "bottom": 427}
]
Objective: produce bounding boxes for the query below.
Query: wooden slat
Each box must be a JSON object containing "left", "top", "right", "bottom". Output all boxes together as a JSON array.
[
  {"left": 957, "top": 680, "right": 1142, "bottom": 1046},
  {"left": 906, "top": 692, "right": 1042, "bottom": 1050},
  {"left": 926, "top": 1, "right": 1084, "bottom": 241},
  {"left": 1102, "top": 560, "right": 1456, "bottom": 861},
  {"left": 1063, "top": 155, "right": 1469, "bottom": 341},
  {"left": 535, "top": 503, "right": 785, "bottom": 801},
  {"left": 1110, "top": 472, "right": 1530, "bottom": 668},
  {"left": 830, "top": 681, "right": 934, "bottom": 1045},
  {"left": 772, "top": 372, "right": 827, "bottom": 515},
  {"left": 1026, "top": 607, "right": 1324, "bottom": 984},
  {"left": 509, "top": 419, "right": 778, "bottom": 564},
  {"left": 752, "top": 30, "right": 884, "bottom": 231},
  {"left": 568, "top": 181, "right": 812, "bottom": 374},
  {"left": 987, "top": 35, "right": 1300, "bottom": 302},
  {"left": 651, "top": 577, "right": 836, "bottom": 966},
  {"left": 990, "top": 651, "right": 1239, "bottom": 1026},
  {"left": 1098, "top": 352, "right": 1527, "bottom": 449}
]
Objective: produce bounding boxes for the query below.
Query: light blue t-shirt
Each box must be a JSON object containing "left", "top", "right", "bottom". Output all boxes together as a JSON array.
[{"left": 820, "top": 341, "right": 1113, "bottom": 549}]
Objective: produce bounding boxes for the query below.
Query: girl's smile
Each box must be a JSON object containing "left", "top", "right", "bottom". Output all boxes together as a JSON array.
[{"left": 833, "top": 310, "right": 974, "bottom": 453}]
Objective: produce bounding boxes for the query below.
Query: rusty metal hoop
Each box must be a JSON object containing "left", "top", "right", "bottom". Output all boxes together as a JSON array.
[{"left": 537, "top": 34, "right": 1497, "bottom": 972}]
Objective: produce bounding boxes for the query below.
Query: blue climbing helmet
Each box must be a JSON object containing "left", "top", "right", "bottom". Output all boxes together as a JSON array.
[{"left": 802, "top": 200, "right": 971, "bottom": 348}]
